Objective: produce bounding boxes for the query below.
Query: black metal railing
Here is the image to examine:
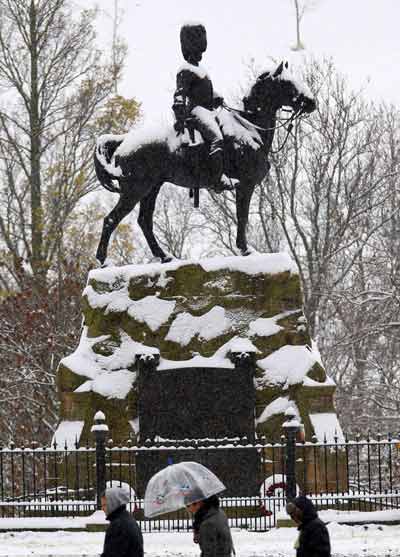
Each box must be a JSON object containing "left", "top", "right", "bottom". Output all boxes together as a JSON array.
[
  {"left": 1, "top": 420, "right": 400, "bottom": 530},
  {"left": 0, "top": 439, "right": 96, "bottom": 519}
]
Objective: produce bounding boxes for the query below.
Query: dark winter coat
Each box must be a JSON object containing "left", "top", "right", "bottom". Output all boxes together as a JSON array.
[
  {"left": 294, "top": 496, "right": 331, "bottom": 557},
  {"left": 194, "top": 498, "right": 234, "bottom": 557},
  {"left": 101, "top": 501, "right": 143, "bottom": 557}
]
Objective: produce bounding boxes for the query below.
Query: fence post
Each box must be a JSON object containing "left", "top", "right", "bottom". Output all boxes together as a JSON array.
[
  {"left": 91, "top": 411, "right": 109, "bottom": 510},
  {"left": 283, "top": 407, "right": 300, "bottom": 502}
]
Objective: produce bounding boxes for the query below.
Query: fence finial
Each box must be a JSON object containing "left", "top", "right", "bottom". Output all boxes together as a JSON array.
[
  {"left": 282, "top": 406, "right": 300, "bottom": 430},
  {"left": 91, "top": 411, "right": 108, "bottom": 432},
  {"left": 91, "top": 411, "right": 108, "bottom": 510}
]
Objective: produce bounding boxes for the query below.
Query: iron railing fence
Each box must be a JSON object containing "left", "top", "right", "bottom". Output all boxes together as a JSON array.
[
  {"left": 296, "top": 435, "right": 400, "bottom": 516},
  {"left": 1, "top": 432, "right": 400, "bottom": 529},
  {"left": 0, "top": 441, "right": 96, "bottom": 518}
]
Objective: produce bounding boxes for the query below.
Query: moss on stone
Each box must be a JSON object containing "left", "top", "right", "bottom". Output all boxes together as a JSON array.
[
  {"left": 57, "top": 258, "right": 338, "bottom": 445},
  {"left": 57, "top": 363, "right": 86, "bottom": 393},
  {"left": 92, "top": 337, "right": 121, "bottom": 357},
  {"left": 307, "top": 362, "right": 327, "bottom": 382}
]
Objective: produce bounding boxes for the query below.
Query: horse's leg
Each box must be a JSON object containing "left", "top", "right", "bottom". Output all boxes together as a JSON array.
[
  {"left": 138, "top": 183, "right": 172, "bottom": 263},
  {"left": 235, "top": 181, "right": 256, "bottom": 255},
  {"left": 96, "top": 189, "right": 141, "bottom": 265}
]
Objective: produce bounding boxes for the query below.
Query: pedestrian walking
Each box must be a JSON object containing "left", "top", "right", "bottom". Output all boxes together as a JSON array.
[
  {"left": 186, "top": 493, "right": 235, "bottom": 557},
  {"left": 143, "top": 460, "right": 231, "bottom": 556},
  {"left": 286, "top": 495, "right": 331, "bottom": 557},
  {"left": 101, "top": 485, "right": 143, "bottom": 557}
]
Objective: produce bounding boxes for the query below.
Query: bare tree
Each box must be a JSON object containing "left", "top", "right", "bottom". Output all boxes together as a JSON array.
[
  {"left": 150, "top": 185, "right": 201, "bottom": 260},
  {"left": 0, "top": 0, "right": 140, "bottom": 443},
  {"left": 0, "top": 0, "right": 139, "bottom": 289},
  {"left": 258, "top": 60, "right": 396, "bottom": 332},
  {"left": 324, "top": 105, "right": 400, "bottom": 432},
  {"left": 0, "top": 258, "right": 86, "bottom": 442},
  {"left": 290, "top": 0, "right": 319, "bottom": 51}
]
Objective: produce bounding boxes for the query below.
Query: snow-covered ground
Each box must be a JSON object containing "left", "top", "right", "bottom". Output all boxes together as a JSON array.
[{"left": 1, "top": 523, "right": 400, "bottom": 556}]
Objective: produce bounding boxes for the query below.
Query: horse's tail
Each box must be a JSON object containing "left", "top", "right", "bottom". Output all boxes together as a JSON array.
[{"left": 94, "top": 135, "right": 125, "bottom": 194}]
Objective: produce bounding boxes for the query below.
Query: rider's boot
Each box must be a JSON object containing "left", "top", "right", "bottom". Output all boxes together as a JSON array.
[{"left": 209, "top": 141, "right": 237, "bottom": 193}]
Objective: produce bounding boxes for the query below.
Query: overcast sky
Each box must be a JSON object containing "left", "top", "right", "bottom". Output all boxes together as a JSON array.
[{"left": 78, "top": 0, "right": 400, "bottom": 125}]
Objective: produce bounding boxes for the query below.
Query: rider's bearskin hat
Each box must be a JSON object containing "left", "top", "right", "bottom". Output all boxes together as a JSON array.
[{"left": 180, "top": 23, "right": 207, "bottom": 61}]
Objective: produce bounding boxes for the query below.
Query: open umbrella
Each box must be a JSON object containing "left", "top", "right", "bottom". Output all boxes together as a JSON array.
[{"left": 144, "top": 461, "right": 226, "bottom": 518}]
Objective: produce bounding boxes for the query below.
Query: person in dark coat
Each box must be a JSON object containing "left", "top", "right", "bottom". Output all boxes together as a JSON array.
[
  {"left": 186, "top": 494, "right": 234, "bottom": 557},
  {"left": 101, "top": 486, "right": 143, "bottom": 557},
  {"left": 286, "top": 495, "right": 331, "bottom": 557}
]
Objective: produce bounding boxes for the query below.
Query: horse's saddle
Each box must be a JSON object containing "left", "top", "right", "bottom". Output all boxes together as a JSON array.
[{"left": 178, "top": 108, "right": 263, "bottom": 153}]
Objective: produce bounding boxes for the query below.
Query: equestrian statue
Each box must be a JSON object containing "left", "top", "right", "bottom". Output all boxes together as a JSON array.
[{"left": 94, "top": 23, "right": 316, "bottom": 265}]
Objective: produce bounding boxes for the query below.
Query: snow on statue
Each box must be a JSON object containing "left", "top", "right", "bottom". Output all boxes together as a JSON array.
[{"left": 94, "top": 23, "right": 316, "bottom": 266}]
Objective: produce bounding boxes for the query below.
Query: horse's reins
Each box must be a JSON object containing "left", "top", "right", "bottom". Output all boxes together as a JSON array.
[
  {"left": 270, "top": 109, "right": 303, "bottom": 154},
  {"left": 223, "top": 103, "right": 306, "bottom": 154}
]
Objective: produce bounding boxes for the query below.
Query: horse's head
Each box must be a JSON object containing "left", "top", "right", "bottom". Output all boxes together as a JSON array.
[{"left": 243, "top": 61, "right": 316, "bottom": 116}]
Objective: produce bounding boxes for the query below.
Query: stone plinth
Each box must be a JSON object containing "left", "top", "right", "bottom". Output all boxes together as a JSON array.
[{"left": 55, "top": 253, "right": 343, "bottom": 494}]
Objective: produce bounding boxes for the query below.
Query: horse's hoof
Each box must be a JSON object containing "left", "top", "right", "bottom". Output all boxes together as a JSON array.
[
  {"left": 100, "top": 257, "right": 115, "bottom": 268},
  {"left": 160, "top": 253, "right": 175, "bottom": 263}
]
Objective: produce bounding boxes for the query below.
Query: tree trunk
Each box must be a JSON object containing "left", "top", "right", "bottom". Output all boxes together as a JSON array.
[
  {"left": 293, "top": 0, "right": 304, "bottom": 50},
  {"left": 29, "top": 0, "right": 44, "bottom": 281}
]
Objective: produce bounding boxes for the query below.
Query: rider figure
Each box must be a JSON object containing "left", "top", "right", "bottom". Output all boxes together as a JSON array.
[{"left": 173, "top": 23, "right": 233, "bottom": 193}]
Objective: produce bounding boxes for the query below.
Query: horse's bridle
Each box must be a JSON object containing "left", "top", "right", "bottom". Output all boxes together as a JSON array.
[
  {"left": 269, "top": 106, "right": 307, "bottom": 154},
  {"left": 223, "top": 101, "right": 308, "bottom": 154}
]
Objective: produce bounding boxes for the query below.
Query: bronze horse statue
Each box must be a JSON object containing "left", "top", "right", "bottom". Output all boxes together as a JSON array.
[{"left": 94, "top": 61, "right": 316, "bottom": 264}]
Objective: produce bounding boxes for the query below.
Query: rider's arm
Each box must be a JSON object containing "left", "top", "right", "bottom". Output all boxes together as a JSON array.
[
  {"left": 173, "top": 69, "right": 193, "bottom": 111},
  {"left": 173, "top": 69, "right": 193, "bottom": 132}
]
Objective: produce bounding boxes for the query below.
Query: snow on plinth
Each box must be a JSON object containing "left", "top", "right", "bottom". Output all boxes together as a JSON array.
[
  {"left": 87, "top": 252, "right": 298, "bottom": 285},
  {"left": 165, "top": 306, "right": 231, "bottom": 346},
  {"left": 51, "top": 421, "right": 84, "bottom": 450},
  {"left": 128, "top": 297, "right": 176, "bottom": 331},
  {"left": 60, "top": 328, "right": 159, "bottom": 399},
  {"left": 256, "top": 345, "right": 321, "bottom": 388},
  {"left": 200, "top": 252, "right": 298, "bottom": 275},
  {"left": 70, "top": 254, "right": 304, "bottom": 399},
  {"left": 157, "top": 337, "right": 259, "bottom": 371},
  {"left": 256, "top": 397, "right": 300, "bottom": 425},
  {"left": 228, "top": 336, "right": 260, "bottom": 353},
  {"left": 249, "top": 310, "right": 299, "bottom": 337},
  {"left": 309, "top": 412, "right": 345, "bottom": 444},
  {"left": 84, "top": 286, "right": 176, "bottom": 332},
  {"left": 129, "top": 418, "right": 139, "bottom": 434}
]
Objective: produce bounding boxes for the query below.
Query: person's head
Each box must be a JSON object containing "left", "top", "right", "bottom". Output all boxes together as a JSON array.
[
  {"left": 184, "top": 487, "right": 205, "bottom": 514},
  {"left": 101, "top": 486, "right": 130, "bottom": 518},
  {"left": 185, "top": 493, "right": 220, "bottom": 514},
  {"left": 180, "top": 23, "right": 207, "bottom": 64},
  {"left": 186, "top": 499, "right": 204, "bottom": 514},
  {"left": 286, "top": 495, "right": 318, "bottom": 526},
  {"left": 286, "top": 501, "right": 302, "bottom": 525}
]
